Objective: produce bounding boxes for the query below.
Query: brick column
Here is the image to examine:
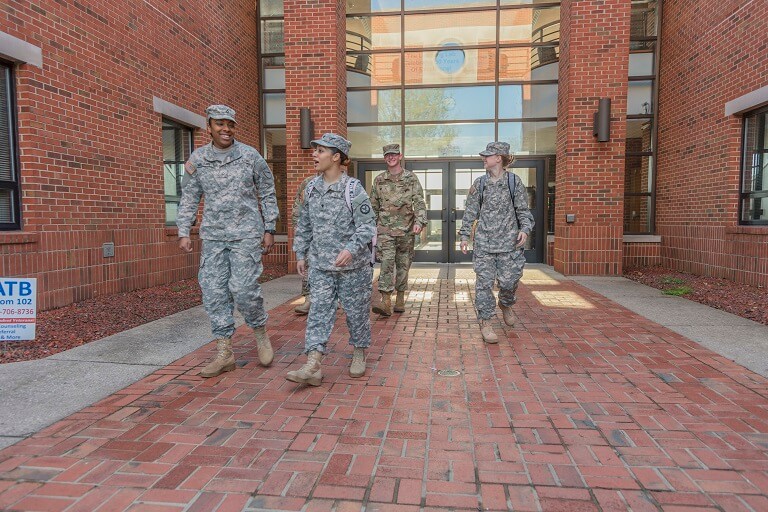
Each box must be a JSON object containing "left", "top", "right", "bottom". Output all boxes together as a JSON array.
[
  {"left": 284, "top": 0, "right": 347, "bottom": 272},
  {"left": 554, "top": 0, "right": 630, "bottom": 275}
]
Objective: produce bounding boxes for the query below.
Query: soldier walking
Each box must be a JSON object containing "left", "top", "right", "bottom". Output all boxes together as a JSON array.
[
  {"left": 287, "top": 133, "right": 376, "bottom": 386},
  {"left": 290, "top": 173, "right": 317, "bottom": 315},
  {"left": 459, "top": 142, "right": 534, "bottom": 343},
  {"left": 370, "top": 144, "right": 427, "bottom": 316},
  {"left": 177, "top": 105, "right": 278, "bottom": 377}
]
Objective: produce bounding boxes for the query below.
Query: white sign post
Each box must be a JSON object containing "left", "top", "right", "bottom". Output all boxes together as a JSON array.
[{"left": 0, "top": 278, "right": 37, "bottom": 341}]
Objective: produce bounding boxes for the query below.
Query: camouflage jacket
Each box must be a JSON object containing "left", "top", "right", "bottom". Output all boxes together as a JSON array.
[
  {"left": 177, "top": 141, "right": 279, "bottom": 240},
  {"left": 459, "top": 170, "right": 534, "bottom": 253},
  {"left": 293, "top": 174, "right": 377, "bottom": 271},
  {"left": 291, "top": 174, "right": 316, "bottom": 229},
  {"left": 370, "top": 168, "right": 428, "bottom": 236}
]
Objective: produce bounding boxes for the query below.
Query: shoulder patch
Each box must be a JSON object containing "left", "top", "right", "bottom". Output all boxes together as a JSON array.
[
  {"left": 184, "top": 161, "right": 196, "bottom": 175},
  {"left": 469, "top": 185, "right": 476, "bottom": 195},
  {"left": 360, "top": 204, "right": 371, "bottom": 215}
]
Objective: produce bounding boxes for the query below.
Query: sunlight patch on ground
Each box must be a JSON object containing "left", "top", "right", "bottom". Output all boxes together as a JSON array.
[
  {"left": 453, "top": 291, "right": 472, "bottom": 303},
  {"left": 408, "top": 291, "right": 433, "bottom": 301},
  {"left": 531, "top": 290, "right": 595, "bottom": 309},
  {"left": 521, "top": 269, "right": 561, "bottom": 286}
]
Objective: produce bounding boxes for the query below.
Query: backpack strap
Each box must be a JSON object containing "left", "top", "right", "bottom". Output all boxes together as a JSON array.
[
  {"left": 478, "top": 172, "right": 518, "bottom": 211},
  {"left": 477, "top": 175, "right": 487, "bottom": 211},
  {"left": 344, "top": 177, "right": 357, "bottom": 213}
]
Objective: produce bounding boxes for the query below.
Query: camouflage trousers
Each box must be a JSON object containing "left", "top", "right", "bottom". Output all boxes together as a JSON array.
[
  {"left": 304, "top": 265, "right": 373, "bottom": 354},
  {"left": 472, "top": 248, "right": 526, "bottom": 320},
  {"left": 199, "top": 238, "right": 267, "bottom": 338},
  {"left": 376, "top": 233, "right": 415, "bottom": 293},
  {"left": 301, "top": 255, "right": 310, "bottom": 296}
]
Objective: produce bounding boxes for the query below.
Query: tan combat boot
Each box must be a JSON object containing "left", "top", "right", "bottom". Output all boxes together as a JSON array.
[
  {"left": 200, "top": 338, "right": 236, "bottom": 378},
  {"left": 499, "top": 305, "right": 515, "bottom": 326},
  {"left": 393, "top": 291, "right": 406, "bottom": 313},
  {"left": 372, "top": 292, "right": 392, "bottom": 316},
  {"left": 480, "top": 320, "right": 498, "bottom": 344},
  {"left": 286, "top": 350, "right": 323, "bottom": 386},
  {"left": 253, "top": 326, "right": 274, "bottom": 366},
  {"left": 294, "top": 296, "right": 311, "bottom": 315},
  {"left": 350, "top": 347, "right": 366, "bottom": 378}
]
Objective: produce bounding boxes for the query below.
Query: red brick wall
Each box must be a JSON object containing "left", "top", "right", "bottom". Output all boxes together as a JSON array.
[
  {"left": 656, "top": 0, "right": 768, "bottom": 287},
  {"left": 554, "top": 0, "right": 630, "bottom": 275},
  {"left": 0, "top": 0, "right": 260, "bottom": 310}
]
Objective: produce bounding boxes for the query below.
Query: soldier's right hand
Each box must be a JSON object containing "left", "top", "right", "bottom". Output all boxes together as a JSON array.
[
  {"left": 179, "top": 237, "right": 193, "bottom": 253},
  {"left": 297, "top": 259, "right": 307, "bottom": 277},
  {"left": 460, "top": 240, "right": 469, "bottom": 254}
]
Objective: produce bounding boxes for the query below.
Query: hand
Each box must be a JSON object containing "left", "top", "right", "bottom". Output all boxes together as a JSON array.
[
  {"left": 263, "top": 232, "right": 275, "bottom": 255},
  {"left": 334, "top": 249, "right": 353, "bottom": 267},
  {"left": 412, "top": 224, "right": 422, "bottom": 234},
  {"left": 460, "top": 240, "right": 469, "bottom": 254},
  {"left": 179, "top": 237, "right": 192, "bottom": 253},
  {"left": 297, "top": 259, "right": 307, "bottom": 276},
  {"left": 516, "top": 231, "right": 528, "bottom": 248}
]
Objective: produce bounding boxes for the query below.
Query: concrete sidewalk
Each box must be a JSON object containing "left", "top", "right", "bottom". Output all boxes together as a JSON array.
[{"left": 1, "top": 264, "right": 768, "bottom": 511}]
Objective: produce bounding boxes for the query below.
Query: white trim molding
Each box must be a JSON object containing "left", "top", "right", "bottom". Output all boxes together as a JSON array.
[
  {"left": 152, "top": 97, "right": 206, "bottom": 129},
  {"left": 623, "top": 234, "right": 661, "bottom": 243},
  {"left": 0, "top": 31, "right": 43, "bottom": 68},
  {"left": 725, "top": 85, "right": 768, "bottom": 117}
]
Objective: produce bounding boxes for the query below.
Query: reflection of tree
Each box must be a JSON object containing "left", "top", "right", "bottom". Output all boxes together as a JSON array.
[{"left": 378, "top": 88, "right": 458, "bottom": 156}]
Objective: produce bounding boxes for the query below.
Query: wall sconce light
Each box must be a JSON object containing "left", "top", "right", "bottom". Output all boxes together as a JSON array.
[
  {"left": 300, "top": 108, "right": 313, "bottom": 149},
  {"left": 592, "top": 98, "right": 611, "bottom": 142}
]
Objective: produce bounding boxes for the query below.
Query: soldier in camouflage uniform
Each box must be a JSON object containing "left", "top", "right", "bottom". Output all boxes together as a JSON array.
[
  {"left": 177, "top": 105, "right": 279, "bottom": 377},
  {"left": 287, "top": 133, "right": 376, "bottom": 386},
  {"left": 459, "top": 142, "right": 534, "bottom": 343},
  {"left": 291, "top": 174, "right": 317, "bottom": 315},
  {"left": 370, "top": 144, "right": 427, "bottom": 316}
]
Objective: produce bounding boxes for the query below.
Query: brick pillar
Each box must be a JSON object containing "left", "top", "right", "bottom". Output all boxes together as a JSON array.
[
  {"left": 554, "top": 0, "right": 630, "bottom": 275},
  {"left": 284, "top": 1, "right": 347, "bottom": 272}
]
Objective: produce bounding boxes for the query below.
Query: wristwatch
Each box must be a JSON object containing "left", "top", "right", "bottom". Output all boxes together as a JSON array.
[{"left": 264, "top": 229, "right": 276, "bottom": 235}]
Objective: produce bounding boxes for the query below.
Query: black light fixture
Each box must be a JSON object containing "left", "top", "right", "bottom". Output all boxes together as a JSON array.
[
  {"left": 593, "top": 98, "right": 611, "bottom": 142},
  {"left": 300, "top": 108, "right": 313, "bottom": 149}
]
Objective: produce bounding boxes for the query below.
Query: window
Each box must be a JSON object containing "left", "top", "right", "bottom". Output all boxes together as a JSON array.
[
  {"left": 741, "top": 107, "right": 768, "bottom": 224},
  {"left": 162, "top": 119, "right": 193, "bottom": 225},
  {"left": 0, "top": 62, "right": 20, "bottom": 230}
]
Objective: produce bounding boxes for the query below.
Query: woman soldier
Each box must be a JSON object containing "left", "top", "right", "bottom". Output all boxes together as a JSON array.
[{"left": 287, "top": 133, "right": 377, "bottom": 386}]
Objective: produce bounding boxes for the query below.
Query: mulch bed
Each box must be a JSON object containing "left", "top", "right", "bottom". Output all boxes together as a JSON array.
[
  {"left": 0, "top": 261, "right": 287, "bottom": 364},
  {"left": 624, "top": 266, "right": 768, "bottom": 326}
]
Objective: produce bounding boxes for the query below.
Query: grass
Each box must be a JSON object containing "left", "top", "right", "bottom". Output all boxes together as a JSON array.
[
  {"left": 661, "top": 277, "right": 686, "bottom": 285},
  {"left": 663, "top": 286, "right": 693, "bottom": 296}
]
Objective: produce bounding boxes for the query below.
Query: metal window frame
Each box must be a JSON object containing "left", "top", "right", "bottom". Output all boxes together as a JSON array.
[
  {"left": 739, "top": 106, "right": 768, "bottom": 225},
  {"left": 0, "top": 61, "right": 21, "bottom": 231},
  {"left": 162, "top": 118, "right": 194, "bottom": 226}
]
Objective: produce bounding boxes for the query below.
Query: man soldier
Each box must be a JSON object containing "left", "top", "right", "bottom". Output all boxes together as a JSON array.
[
  {"left": 177, "top": 105, "right": 279, "bottom": 377},
  {"left": 370, "top": 144, "right": 427, "bottom": 316}
]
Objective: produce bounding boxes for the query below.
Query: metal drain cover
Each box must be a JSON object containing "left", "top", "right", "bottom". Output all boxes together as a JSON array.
[{"left": 437, "top": 369, "right": 461, "bottom": 377}]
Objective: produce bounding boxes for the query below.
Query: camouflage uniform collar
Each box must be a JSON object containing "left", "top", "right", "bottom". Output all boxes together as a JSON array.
[
  {"left": 320, "top": 172, "right": 350, "bottom": 191},
  {"left": 202, "top": 140, "right": 243, "bottom": 163},
  {"left": 384, "top": 167, "right": 410, "bottom": 180}
]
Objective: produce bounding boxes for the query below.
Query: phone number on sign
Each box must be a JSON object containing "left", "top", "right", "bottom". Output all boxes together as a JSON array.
[{"left": 1, "top": 309, "right": 35, "bottom": 316}]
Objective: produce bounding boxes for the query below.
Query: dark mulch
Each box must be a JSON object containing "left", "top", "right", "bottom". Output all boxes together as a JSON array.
[
  {"left": 0, "top": 261, "right": 287, "bottom": 364},
  {"left": 624, "top": 266, "right": 768, "bottom": 326}
]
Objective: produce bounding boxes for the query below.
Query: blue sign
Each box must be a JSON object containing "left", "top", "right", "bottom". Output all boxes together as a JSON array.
[
  {"left": 0, "top": 278, "right": 37, "bottom": 341},
  {"left": 435, "top": 43, "right": 465, "bottom": 75}
]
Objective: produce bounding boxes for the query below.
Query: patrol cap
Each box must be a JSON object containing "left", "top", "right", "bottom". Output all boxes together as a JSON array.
[
  {"left": 205, "top": 104, "right": 236, "bottom": 123},
  {"left": 479, "top": 141, "right": 510, "bottom": 157},
  {"left": 382, "top": 143, "right": 401, "bottom": 155},
  {"left": 310, "top": 133, "right": 352, "bottom": 156}
]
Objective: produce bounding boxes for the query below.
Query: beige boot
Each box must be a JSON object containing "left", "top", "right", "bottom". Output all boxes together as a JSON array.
[
  {"left": 480, "top": 320, "right": 498, "bottom": 344},
  {"left": 253, "top": 326, "right": 274, "bottom": 367},
  {"left": 286, "top": 350, "right": 323, "bottom": 386},
  {"left": 499, "top": 305, "right": 515, "bottom": 326},
  {"left": 393, "top": 291, "right": 406, "bottom": 313},
  {"left": 372, "top": 292, "right": 392, "bottom": 316},
  {"left": 350, "top": 347, "right": 366, "bottom": 378},
  {"left": 294, "top": 296, "right": 311, "bottom": 315},
  {"left": 200, "top": 338, "right": 236, "bottom": 378}
]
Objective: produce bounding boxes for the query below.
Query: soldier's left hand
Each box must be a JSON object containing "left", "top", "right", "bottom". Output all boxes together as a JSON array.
[
  {"left": 412, "top": 224, "right": 422, "bottom": 234},
  {"left": 516, "top": 231, "right": 528, "bottom": 248},
  {"left": 334, "top": 249, "right": 353, "bottom": 267},
  {"left": 263, "top": 233, "right": 275, "bottom": 255}
]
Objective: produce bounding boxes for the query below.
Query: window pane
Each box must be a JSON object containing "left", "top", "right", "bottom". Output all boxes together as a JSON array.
[
  {"left": 628, "top": 80, "right": 653, "bottom": 115},
  {"left": 501, "top": 0, "right": 566, "bottom": 5},
  {"left": 264, "top": 93, "right": 286, "bottom": 125},
  {"left": 626, "top": 119, "right": 653, "bottom": 152},
  {"left": 347, "top": 53, "right": 401, "bottom": 86},
  {"left": 406, "top": 86, "right": 494, "bottom": 121},
  {"left": 264, "top": 68, "right": 285, "bottom": 89},
  {"left": 500, "top": 46, "right": 559, "bottom": 80},
  {"left": 348, "top": 125, "right": 402, "bottom": 158},
  {"left": 165, "top": 202, "right": 178, "bottom": 225},
  {"left": 625, "top": 155, "right": 654, "bottom": 194},
  {"left": 261, "top": 20, "right": 284, "bottom": 54},
  {"left": 404, "top": 11, "right": 496, "bottom": 48},
  {"left": 742, "top": 152, "right": 767, "bottom": 195},
  {"left": 264, "top": 128, "right": 286, "bottom": 160},
  {"left": 500, "top": 7, "right": 560, "bottom": 44},
  {"left": 0, "top": 189, "right": 13, "bottom": 223},
  {"left": 347, "top": 16, "right": 401, "bottom": 52},
  {"left": 742, "top": 196, "right": 768, "bottom": 222},
  {"left": 164, "top": 163, "right": 182, "bottom": 197},
  {"left": 624, "top": 195, "right": 652, "bottom": 233},
  {"left": 0, "top": 65, "right": 11, "bottom": 182},
  {"left": 348, "top": 90, "right": 401, "bottom": 123},
  {"left": 404, "top": 49, "right": 497, "bottom": 85},
  {"left": 630, "top": 40, "right": 656, "bottom": 51},
  {"left": 405, "top": 0, "right": 495, "bottom": 9},
  {"left": 499, "top": 83, "right": 558, "bottom": 119},
  {"left": 405, "top": 122, "right": 494, "bottom": 157},
  {"left": 498, "top": 121, "right": 557, "bottom": 154},
  {"left": 260, "top": 0, "right": 283, "bottom": 16},
  {"left": 629, "top": 52, "right": 654, "bottom": 76},
  {"left": 162, "top": 129, "right": 176, "bottom": 161},
  {"left": 263, "top": 55, "right": 285, "bottom": 66},
  {"left": 631, "top": 0, "right": 658, "bottom": 39},
  {"left": 347, "top": 0, "right": 400, "bottom": 13}
]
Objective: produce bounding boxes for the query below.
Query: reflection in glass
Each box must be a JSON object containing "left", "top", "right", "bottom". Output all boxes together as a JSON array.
[
  {"left": 498, "top": 121, "right": 557, "bottom": 154},
  {"left": 624, "top": 195, "right": 651, "bottom": 233},
  {"left": 405, "top": 86, "right": 494, "bottom": 121},
  {"left": 626, "top": 119, "right": 653, "bottom": 152},
  {"left": 742, "top": 196, "right": 768, "bottom": 222},
  {"left": 404, "top": 11, "right": 496, "bottom": 48},
  {"left": 741, "top": 148, "right": 767, "bottom": 195},
  {"left": 624, "top": 155, "right": 653, "bottom": 194},
  {"left": 348, "top": 90, "right": 401, "bottom": 123},
  {"left": 263, "top": 128, "right": 286, "bottom": 160},
  {"left": 260, "top": 20, "right": 284, "bottom": 54},
  {"left": 347, "top": 53, "right": 401, "bottom": 86},
  {"left": 628, "top": 80, "right": 653, "bottom": 115},
  {"left": 404, "top": 49, "right": 496, "bottom": 85},
  {"left": 416, "top": 219, "right": 443, "bottom": 251},
  {"left": 405, "top": 0, "right": 495, "bottom": 10},
  {"left": 500, "top": 7, "right": 560, "bottom": 44},
  {"left": 347, "top": 16, "right": 402, "bottom": 52},
  {"left": 348, "top": 125, "right": 403, "bottom": 158},
  {"left": 260, "top": 0, "right": 283, "bottom": 16},
  {"left": 347, "top": 0, "right": 400, "bottom": 14},
  {"left": 629, "top": 52, "right": 654, "bottom": 76},
  {"left": 264, "top": 68, "right": 285, "bottom": 89},
  {"left": 631, "top": 0, "right": 657, "bottom": 38},
  {"left": 499, "top": 84, "right": 558, "bottom": 119},
  {"left": 411, "top": 169, "right": 443, "bottom": 211},
  {"left": 264, "top": 93, "right": 286, "bottom": 125},
  {"left": 405, "top": 123, "right": 494, "bottom": 157},
  {"left": 499, "top": 46, "right": 559, "bottom": 81}
]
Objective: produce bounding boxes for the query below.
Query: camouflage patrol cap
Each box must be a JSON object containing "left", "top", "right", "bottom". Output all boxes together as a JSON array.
[
  {"left": 479, "top": 141, "right": 510, "bottom": 157},
  {"left": 382, "top": 143, "right": 401, "bottom": 155},
  {"left": 205, "top": 104, "right": 236, "bottom": 123},
  {"left": 310, "top": 133, "right": 352, "bottom": 156}
]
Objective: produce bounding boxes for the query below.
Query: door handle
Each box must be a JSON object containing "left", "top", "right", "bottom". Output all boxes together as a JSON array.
[{"left": 441, "top": 208, "right": 447, "bottom": 222}]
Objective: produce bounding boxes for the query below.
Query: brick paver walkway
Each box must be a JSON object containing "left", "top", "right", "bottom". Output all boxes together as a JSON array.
[{"left": 2, "top": 267, "right": 768, "bottom": 511}]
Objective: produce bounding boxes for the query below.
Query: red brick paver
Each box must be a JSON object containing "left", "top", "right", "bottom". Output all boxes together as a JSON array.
[{"left": 2, "top": 267, "right": 768, "bottom": 511}]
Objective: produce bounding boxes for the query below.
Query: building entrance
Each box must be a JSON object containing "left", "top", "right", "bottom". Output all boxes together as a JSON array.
[{"left": 358, "top": 159, "right": 546, "bottom": 263}]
